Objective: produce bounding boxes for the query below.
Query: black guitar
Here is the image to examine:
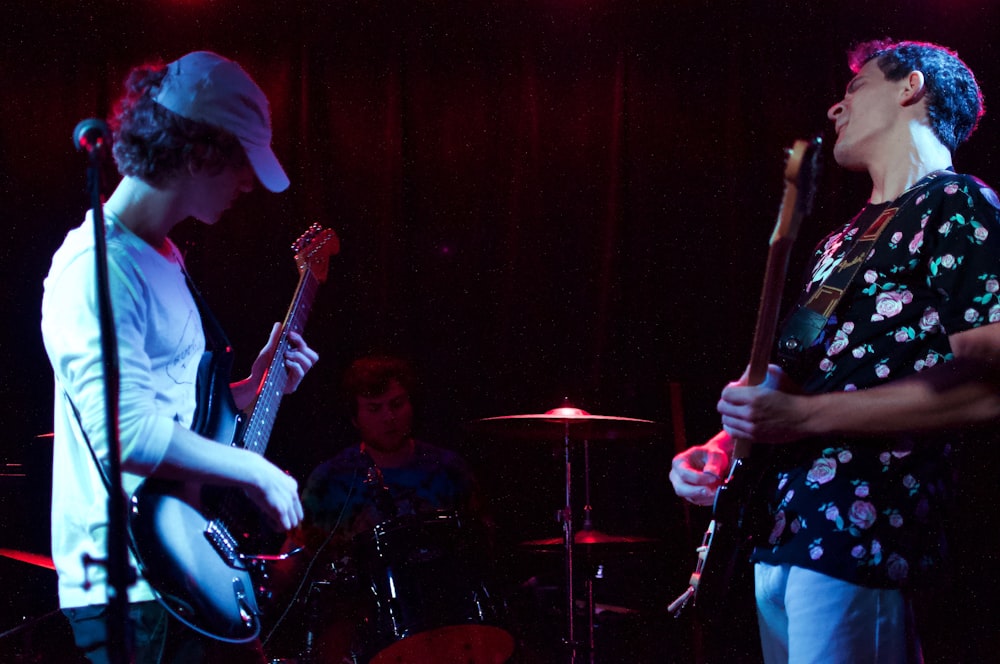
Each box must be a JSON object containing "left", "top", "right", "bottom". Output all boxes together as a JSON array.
[
  {"left": 128, "top": 224, "right": 339, "bottom": 642},
  {"left": 668, "top": 138, "right": 822, "bottom": 614}
]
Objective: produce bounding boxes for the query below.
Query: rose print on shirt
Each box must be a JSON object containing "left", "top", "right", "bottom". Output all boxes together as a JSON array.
[
  {"left": 914, "top": 350, "right": 947, "bottom": 372},
  {"left": 828, "top": 328, "right": 852, "bottom": 356},
  {"left": 886, "top": 553, "right": 910, "bottom": 582},
  {"left": 974, "top": 274, "right": 1000, "bottom": 314},
  {"left": 768, "top": 510, "right": 787, "bottom": 546},
  {"left": 820, "top": 502, "right": 845, "bottom": 530},
  {"left": 929, "top": 253, "right": 961, "bottom": 277},
  {"left": 849, "top": 500, "right": 878, "bottom": 532},
  {"left": 918, "top": 307, "right": 942, "bottom": 333},
  {"left": 872, "top": 289, "right": 913, "bottom": 321},
  {"left": 805, "top": 457, "right": 837, "bottom": 488}
]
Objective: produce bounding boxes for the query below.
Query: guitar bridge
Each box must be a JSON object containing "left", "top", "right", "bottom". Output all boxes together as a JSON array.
[{"left": 205, "top": 519, "right": 242, "bottom": 568}]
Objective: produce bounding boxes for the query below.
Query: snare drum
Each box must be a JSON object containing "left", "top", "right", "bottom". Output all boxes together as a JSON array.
[{"left": 354, "top": 511, "right": 514, "bottom": 664}]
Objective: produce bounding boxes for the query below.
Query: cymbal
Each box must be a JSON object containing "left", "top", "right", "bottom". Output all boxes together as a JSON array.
[
  {"left": 0, "top": 548, "right": 55, "bottom": 571},
  {"left": 471, "top": 407, "right": 659, "bottom": 440},
  {"left": 520, "top": 528, "right": 658, "bottom": 547}
]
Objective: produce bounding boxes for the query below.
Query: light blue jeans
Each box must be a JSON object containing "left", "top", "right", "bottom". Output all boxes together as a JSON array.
[{"left": 754, "top": 562, "right": 923, "bottom": 664}]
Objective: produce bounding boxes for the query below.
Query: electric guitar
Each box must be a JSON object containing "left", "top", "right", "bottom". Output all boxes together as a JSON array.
[
  {"left": 668, "top": 137, "right": 822, "bottom": 614},
  {"left": 128, "top": 224, "right": 339, "bottom": 642}
]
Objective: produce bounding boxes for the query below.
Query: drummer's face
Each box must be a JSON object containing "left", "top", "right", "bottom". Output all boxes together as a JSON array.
[{"left": 354, "top": 379, "right": 414, "bottom": 453}]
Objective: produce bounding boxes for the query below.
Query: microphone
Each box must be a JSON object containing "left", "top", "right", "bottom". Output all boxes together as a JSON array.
[
  {"left": 360, "top": 445, "right": 398, "bottom": 519},
  {"left": 73, "top": 118, "right": 110, "bottom": 154},
  {"left": 365, "top": 465, "right": 398, "bottom": 519}
]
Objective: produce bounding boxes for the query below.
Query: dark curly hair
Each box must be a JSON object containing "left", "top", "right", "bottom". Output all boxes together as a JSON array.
[
  {"left": 110, "top": 61, "right": 248, "bottom": 186},
  {"left": 342, "top": 355, "right": 418, "bottom": 416},
  {"left": 848, "top": 40, "right": 984, "bottom": 153}
]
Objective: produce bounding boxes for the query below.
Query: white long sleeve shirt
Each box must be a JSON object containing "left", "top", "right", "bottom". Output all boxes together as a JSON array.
[{"left": 41, "top": 210, "right": 204, "bottom": 609}]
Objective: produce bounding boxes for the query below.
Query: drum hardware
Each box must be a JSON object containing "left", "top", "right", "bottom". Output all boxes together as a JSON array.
[
  {"left": 471, "top": 404, "right": 659, "bottom": 662},
  {"left": 471, "top": 407, "right": 660, "bottom": 441},
  {"left": 0, "top": 549, "right": 55, "bottom": 571},
  {"left": 520, "top": 530, "right": 657, "bottom": 547},
  {"left": 346, "top": 512, "right": 514, "bottom": 664}
]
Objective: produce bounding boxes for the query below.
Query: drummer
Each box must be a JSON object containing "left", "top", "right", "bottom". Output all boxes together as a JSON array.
[
  {"left": 291, "top": 354, "right": 489, "bottom": 552},
  {"left": 265, "top": 355, "right": 492, "bottom": 658}
]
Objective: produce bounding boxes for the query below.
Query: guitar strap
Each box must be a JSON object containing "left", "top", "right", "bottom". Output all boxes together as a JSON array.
[
  {"left": 63, "top": 387, "right": 116, "bottom": 496},
  {"left": 183, "top": 269, "right": 231, "bottom": 353},
  {"left": 777, "top": 169, "right": 950, "bottom": 359},
  {"left": 63, "top": 265, "right": 230, "bottom": 497}
]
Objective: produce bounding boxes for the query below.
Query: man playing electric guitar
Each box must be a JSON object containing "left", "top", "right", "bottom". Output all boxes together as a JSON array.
[
  {"left": 42, "top": 52, "right": 318, "bottom": 663},
  {"left": 671, "top": 40, "right": 1000, "bottom": 663}
]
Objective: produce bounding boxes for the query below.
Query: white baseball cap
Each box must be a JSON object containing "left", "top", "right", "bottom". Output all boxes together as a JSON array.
[{"left": 153, "top": 51, "right": 289, "bottom": 192}]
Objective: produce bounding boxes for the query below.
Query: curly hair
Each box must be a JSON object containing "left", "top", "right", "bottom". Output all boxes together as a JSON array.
[
  {"left": 342, "top": 355, "right": 418, "bottom": 415},
  {"left": 110, "top": 61, "right": 248, "bottom": 186},
  {"left": 848, "top": 40, "right": 984, "bottom": 153}
]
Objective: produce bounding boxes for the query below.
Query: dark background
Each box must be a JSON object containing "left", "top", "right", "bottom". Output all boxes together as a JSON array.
[{"left": 2, "top": 1, "right": 999, "bottom": 662}]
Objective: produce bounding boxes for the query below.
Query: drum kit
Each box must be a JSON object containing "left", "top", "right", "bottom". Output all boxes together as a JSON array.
[{"left": 282, "top": 406, "right": 659, "bottom": 663}]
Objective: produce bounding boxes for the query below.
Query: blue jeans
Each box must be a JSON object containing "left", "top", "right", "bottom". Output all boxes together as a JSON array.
[
  {"left": 63, "top": 601, "right": 265, "bottom": 664},
  {"left": 754, "top": 563, "right": 923, "bottom": 664}
]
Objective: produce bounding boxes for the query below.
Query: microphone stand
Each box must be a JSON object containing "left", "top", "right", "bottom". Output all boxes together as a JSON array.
[{"left": 76, "top": 120, "right": 134, "bottom": 664}]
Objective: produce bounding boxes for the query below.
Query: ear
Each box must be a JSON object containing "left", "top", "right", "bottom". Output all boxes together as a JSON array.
[{"left": 900, "top": 70, "right": 927, "bottom": 107}]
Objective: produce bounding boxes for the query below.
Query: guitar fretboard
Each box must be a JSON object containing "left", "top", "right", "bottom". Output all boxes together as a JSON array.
[{"left": 241, "top": 268, "right": 320, "bottom": 456}]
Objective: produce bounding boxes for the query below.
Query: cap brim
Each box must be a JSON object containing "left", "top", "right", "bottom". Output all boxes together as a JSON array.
[{"left": 245, "top": 143, "right": 290, "bottom": 193}]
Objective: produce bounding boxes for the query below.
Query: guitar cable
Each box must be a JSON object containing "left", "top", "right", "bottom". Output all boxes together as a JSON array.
[{"left": 260, "top": 466, "right": 358, "bottom": 650}]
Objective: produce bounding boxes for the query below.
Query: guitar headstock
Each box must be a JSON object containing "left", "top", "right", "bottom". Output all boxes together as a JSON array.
[
  {"left": 292, "top": 223, "right": 341, "bottom": 283},
  {"left": 772, "top": 136, "right": 823, "bottom": 246}
]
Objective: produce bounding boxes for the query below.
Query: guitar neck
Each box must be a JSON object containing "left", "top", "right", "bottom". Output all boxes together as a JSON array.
[
  {"left": 732, "top": 138, "right": 821, "bottom": 460},
  {"left": 733, "top": 237, "right": 794, "bottom": 461},
  {"left": 746, "top": 236, "right": 795, "bottom": 386},
  {"left": 240, "top": 268, "right": 321, "bottom": 456}
]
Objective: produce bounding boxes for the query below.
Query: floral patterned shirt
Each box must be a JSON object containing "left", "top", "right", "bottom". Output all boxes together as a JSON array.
[{"left": 751, "top": 172, "right": 1000, "bottom": 588}]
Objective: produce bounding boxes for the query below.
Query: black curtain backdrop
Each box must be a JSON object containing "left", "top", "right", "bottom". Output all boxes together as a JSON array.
[{"left": 2, "top": 1, "right": 999, "bottom": 661}]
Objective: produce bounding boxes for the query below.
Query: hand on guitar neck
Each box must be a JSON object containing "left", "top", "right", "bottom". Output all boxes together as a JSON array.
[
  {"left": 230, "top": 322, "right": 320, "bottom": 411},
  {"left": 670, "top": 363, "right": 802, "bottom": 507},
  {"left": 720, "top": 362, "right": 807, "bottom": 449}
]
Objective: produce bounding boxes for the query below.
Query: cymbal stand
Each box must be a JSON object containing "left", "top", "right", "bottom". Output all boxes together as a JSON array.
[
  {"left": 581, "top": 439, "right": 596, "bottom": 655},
  {"left": 557, "top": 420, "right": 576, "bottom": 652},
  {"left": 556, "top": 426, "right": 598, "bottom": 663}
]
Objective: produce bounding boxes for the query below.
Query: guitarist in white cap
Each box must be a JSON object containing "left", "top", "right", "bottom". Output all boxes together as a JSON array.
[{"left": 42, "top": 51, "right": 318, "bottom": 663}]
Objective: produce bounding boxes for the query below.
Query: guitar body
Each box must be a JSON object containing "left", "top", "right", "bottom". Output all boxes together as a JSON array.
[
  {"left": 127, "top": 225, "right": 340, "bottom": 643},
  {"left": 688, "top": 455, "right": 770, "bottom": 608},
  {"left": 130, "top": 477, "right": 261, "bottom": 642},
  {"left": 129, "top": 349, "right": 260, "bottom": 642}
]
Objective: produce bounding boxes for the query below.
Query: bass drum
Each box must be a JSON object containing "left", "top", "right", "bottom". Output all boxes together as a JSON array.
[{"left": 354, "top": 511, "right": 514, "bottom": 664}]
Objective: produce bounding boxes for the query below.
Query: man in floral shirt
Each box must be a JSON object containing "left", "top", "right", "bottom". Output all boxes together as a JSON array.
[{"left": 670, "top": 40, "right": 1000, "bottom": 662}]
